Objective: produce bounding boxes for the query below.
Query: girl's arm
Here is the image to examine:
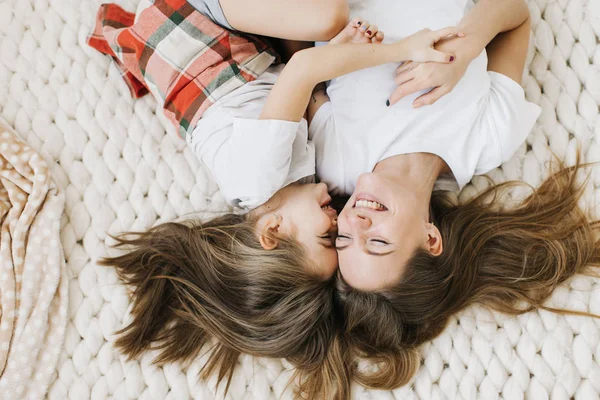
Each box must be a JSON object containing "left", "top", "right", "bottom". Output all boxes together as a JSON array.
[
  {"left": 220, "top": 0, "right": 349, "bottom": 41},
  {"left": 260, "top": 28, "right": 461, "bottom": 122}
]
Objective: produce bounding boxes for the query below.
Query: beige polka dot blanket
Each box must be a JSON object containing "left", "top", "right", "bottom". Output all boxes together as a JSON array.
[
  {"left": 0, "top": 122, "right": 68, "bottom": 399},
  {"left": 1, "top": 0, "right": 600, "bottom": 399}
]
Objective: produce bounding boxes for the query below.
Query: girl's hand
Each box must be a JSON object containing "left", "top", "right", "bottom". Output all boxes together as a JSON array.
[{"left": 395, "top": 27, "right": 465, "bottom": 63}]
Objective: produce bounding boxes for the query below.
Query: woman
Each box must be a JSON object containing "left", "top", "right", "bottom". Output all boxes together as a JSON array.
[
  {"left": 307, "top": 0, "right": 599, "bottom": 393},
  {"left": 318, "top": 0, "right": 540, "bottom": 290}
]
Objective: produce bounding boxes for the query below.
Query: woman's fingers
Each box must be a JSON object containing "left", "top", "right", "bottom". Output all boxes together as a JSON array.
[
  {"left": 396, "top": 61, "right": 414, "bottom": 74},
  {"left": 413, "top": 86, "right": 450, "bottom": 108},
  {"left": 428, "top": 49, "right": 456, "bottom": 63},
  {"left": 431, "top": 27, "right": 465, "bottom": 43},
  {"left": 390, "top": 84, "right": 451, "bottom": 108},
  {"left": 387, "top": 79, "right": 424, "bottom": 106},
  {"left": 394, "top": 69, "right": 415, "bottom": 85}
]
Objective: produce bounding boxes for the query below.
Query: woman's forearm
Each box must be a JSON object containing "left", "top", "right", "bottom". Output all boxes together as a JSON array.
[{"left": 456, "top": 0, "right": 530, "bottom": 61}]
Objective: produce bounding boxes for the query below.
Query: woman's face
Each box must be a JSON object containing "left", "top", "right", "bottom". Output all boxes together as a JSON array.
[{"left": 336, "top": 173, "right": 431, "bottom": 290}]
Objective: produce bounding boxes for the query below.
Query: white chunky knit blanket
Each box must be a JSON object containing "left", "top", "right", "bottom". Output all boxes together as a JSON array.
[{"left": 1, "top": 0, "right": 599, "bottom": 398}]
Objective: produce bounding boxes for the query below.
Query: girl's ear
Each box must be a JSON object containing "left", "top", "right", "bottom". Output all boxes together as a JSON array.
[
  {"left": 258, "top": 214, "right": 282, "bottom": 250},
  {"left": 426, "top": 222, "right": 443, "bottom": 256}
]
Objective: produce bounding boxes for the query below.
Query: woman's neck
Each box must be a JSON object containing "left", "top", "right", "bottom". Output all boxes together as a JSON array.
[{"left": 373, "top": 153, "right": 448, "bottom": 202}]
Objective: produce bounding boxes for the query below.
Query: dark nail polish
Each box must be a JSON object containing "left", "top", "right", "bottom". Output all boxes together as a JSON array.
[
  {"left": 449, "top": 56, "right": 455, "bottom": 62},
  {"left": 386, "top": 99, "right": 390, "bottom": 107},
  {"left": 367, "top": 30, "right": 372, "bottom": 35}
]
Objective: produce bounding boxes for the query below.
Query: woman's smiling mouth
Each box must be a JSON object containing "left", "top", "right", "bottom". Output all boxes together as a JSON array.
[{"left": 354, "top": 197, "right": 387, "bottom": 211}]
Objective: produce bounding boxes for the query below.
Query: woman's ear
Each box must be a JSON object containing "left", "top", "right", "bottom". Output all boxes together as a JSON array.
[
  {"left": 258, "top": 214, "right": 282, "bottom": 250},
  {"left": 426, "top": 222, "right": 443, "bottom": 256}
]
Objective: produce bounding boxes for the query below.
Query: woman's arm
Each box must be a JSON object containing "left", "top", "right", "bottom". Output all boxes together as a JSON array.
[
  {"left": 456, "top": 0, "right": 530, "bottom": 61},
  {"left": 260, "top": 28, "right": 461, "bottom": 122},
  {"left": 220, "top": 0, "right": 349, "bottom": 41},
  {"left": 485, "top": 16, "right": 531, "bottom": 84},
  {"left": 388, "top": 0, "right": 531, "bottom": 106}
]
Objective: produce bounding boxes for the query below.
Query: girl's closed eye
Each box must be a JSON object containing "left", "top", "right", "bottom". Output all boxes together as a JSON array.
[{"left": 319, "top": 233, "right": 337, "bottom": 247}]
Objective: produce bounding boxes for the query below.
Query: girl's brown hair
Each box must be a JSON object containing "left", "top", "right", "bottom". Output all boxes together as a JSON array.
[
  {"left": 336, "top": 162, "right": 600, "bottom": 390},
  {"left": 99, "top": 213, "right": 350, "bottom": 399}
]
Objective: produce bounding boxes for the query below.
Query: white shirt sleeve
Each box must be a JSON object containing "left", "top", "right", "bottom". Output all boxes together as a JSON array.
[
  {"left": 213, "top": 117, "right": 303, "bottom": 210},
  {"left": 309, "top": 101, "right": 335, "bottom": 142},
  {"left": 308, "top": 101, "right": 347, "bottom": 195},
  {"left": 475, "top": 72, "right": 542, "bottom": 173}
]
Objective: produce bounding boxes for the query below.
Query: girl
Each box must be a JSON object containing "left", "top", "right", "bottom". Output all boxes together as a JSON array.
[
  {"left": 93, "top": 0, "right": 460, "bottom": 398},
  {"left": 303, "top": 0, "right": 598, "bottom": 393}
]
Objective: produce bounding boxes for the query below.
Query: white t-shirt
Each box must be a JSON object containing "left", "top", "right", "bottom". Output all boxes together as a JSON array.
[
  {"left": 187, "top": 64, "right": 315, "bottom": 211},
  {"left": 310, "top": 0, "right": 542, "bottom": 195}
]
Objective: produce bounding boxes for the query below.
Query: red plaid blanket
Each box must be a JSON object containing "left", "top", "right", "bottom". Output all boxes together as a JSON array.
[{"left": 88, "top": 0, "right": 278, "bottom": 139}]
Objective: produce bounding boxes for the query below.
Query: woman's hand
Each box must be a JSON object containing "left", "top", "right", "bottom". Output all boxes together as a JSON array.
[
  {"left": 387, "top": 0, "right": 531, "bottom": 108},
  {"left": 388, "top": 57, "right": 470, "bottom": 107},
  {"left": 394, "top": 27, "right": 464, "bottom": 63},
  {"left": 387, "top": 32, "right": 474, "bottom": 107}
]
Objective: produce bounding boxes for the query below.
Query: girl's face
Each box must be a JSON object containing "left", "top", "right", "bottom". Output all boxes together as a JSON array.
[
  {"left": 335, "top": 173, "right": 435, "bottom": 290},
  {"left": 272, "top": 183, "right": 339, "bottom": 278}
]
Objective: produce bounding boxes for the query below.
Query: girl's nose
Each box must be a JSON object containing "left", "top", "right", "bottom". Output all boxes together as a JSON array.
[{"left": 317, "top": 182, "right": 328, "bottom": 193}]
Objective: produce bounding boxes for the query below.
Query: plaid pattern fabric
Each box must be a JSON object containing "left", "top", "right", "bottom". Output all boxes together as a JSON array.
[{"left": 88, "top": 0, "right": 278, "bottom": 139}]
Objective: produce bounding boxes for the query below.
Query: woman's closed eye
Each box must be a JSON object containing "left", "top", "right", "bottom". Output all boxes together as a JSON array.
[
  {"left": 336, "top": 235, "right": 389, "bottom": 250},
  {"left": 335, "top": 234, "right": 351, "bottom": 250},
  {"left": 336, "top": 235, "right": 388, "bottom": 244},
  {"left": 370, "top": 238, "right": 390, "bottom": 246}
]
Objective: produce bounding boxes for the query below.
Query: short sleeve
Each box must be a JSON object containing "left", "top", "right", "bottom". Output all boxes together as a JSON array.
[
  {"left": 308, "top": 101, "right": 346, "bottom": 195},
  {"left": 476, "top": 72, "right": 541, "bottom": 171},
  {"left": 308, "top": 101, "right": 334, "bottom": 142},
  {"left": 214, "top": 118, "right": 301, "bottom": 210},
  {"left": 309, "top": 102, "right": 337, "bottom": 172}
]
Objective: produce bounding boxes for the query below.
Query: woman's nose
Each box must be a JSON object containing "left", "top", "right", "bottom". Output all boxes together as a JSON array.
[{"left": 349, "top": 211, "right": 371, "bottom": 229}]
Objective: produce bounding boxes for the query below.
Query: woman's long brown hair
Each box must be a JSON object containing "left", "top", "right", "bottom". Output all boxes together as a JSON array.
[
  {"left": 336, "top": 162, "right": 600, "bottom": 390},
  {"left": 99, "top": 213, "right": 350, "bottom": 399}
]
